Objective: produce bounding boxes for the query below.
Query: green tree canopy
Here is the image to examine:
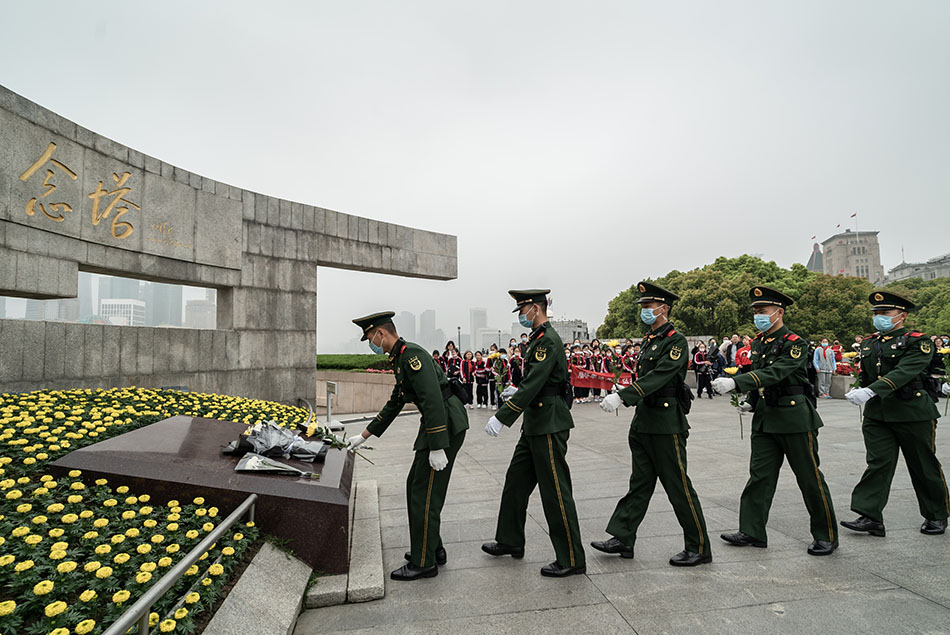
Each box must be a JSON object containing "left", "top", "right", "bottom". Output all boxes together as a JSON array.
[
  {"left": 595, "top": 255, "right": 908, "bottom": 342},
  {"left": 885, "top": 277, "right": 950, "bottom": 336}
]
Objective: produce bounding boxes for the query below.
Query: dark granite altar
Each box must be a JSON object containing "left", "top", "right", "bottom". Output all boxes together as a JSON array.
[{"left": 48, "top": 416, "right": 354, "bottom": 573}]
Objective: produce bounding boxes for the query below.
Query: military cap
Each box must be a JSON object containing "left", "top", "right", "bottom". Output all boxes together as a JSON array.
[
  {"left": 749, "top": 285, "right": 794, "bottom": 308},
  {"left": 509, "top": 289, "right": 550, "bottom": 312},
  {"left": 869, "top": 290, "right": 915, "bottom": 311},
  {"left": 635, "top": 281, "right": 679, "bottom": 305},
  {"left": 352, "top": 311, "right": 395, "bottom": 340}
]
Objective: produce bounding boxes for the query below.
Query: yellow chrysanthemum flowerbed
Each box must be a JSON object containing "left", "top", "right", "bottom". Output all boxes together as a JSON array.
[{"left": 0, "top": 386, "right": 335, "bottom": 634}]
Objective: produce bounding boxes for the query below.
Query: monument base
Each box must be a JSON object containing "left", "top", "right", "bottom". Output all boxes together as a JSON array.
[{"left": 49, "top": 416, "right": 354, "bottom": 574}]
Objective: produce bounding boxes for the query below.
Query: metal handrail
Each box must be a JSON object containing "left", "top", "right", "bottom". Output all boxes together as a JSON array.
[
  {"left": 103, "top": 494, "right": 258, "bottom": 635},
  {"left": 295, "top": 398, "right": 315, "bottom": 433}
]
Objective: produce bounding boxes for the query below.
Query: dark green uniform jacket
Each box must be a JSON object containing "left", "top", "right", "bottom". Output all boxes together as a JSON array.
[
  {"left": 367, "top": 338, "right": 469, "bottom": 451},
  {"left": 732, "top": 326, "right": 822, "bottom": 433},
  {"left": 858, "top": 327, "right": 941, "bottom": 422},
  {"left": 496, "top": 322, "right": 573, "bottom": 434},
  {"left": 617, "top": 322, "right": 689, "bottom": 434}
]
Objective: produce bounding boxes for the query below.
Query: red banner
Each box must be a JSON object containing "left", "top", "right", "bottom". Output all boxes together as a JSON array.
[{"left": 570, "top": 367, "right": 633, "bottom": 390}]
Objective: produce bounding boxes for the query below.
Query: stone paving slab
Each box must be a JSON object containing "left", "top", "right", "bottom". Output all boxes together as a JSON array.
[{"left": 295, "top": 397, "right": 950, "bottom": 634}]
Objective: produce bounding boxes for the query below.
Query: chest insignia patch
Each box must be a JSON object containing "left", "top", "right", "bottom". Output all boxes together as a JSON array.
[
  {"left": 790, "top": 346, "right": 802, "bottom": 359},
  {"left": 409, "top": 356, "right": 422, "bottom": 371},
  {"left": 921, "top": 341, "right": 932, "bottom": 354},
  {"left": 535, "top": 347, "right": 547, "bottom": 362},
  {"left": 670, "top": 346, "right": 682, "bottom": 360}
]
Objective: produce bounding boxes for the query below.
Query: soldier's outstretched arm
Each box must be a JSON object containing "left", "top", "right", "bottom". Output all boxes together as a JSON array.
[{"left": 366, "top": 381, "right": 406, "bottom": 438}]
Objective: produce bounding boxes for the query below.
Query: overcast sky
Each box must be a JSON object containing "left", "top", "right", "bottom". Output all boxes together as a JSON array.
[{"left": 2, "top": 1, "right": 948, "bottom": 350}]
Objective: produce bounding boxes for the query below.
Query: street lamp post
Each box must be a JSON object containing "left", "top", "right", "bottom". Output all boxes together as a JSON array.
[{"left": 457, "top": 326, "right": 461, "bottom": 348}]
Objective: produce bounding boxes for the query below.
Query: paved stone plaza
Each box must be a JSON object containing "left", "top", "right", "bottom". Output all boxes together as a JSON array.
[{"left": 296, "top": 397, "right": 950, "bottom": 634}]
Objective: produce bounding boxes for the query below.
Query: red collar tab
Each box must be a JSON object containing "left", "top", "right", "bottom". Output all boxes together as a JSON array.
[
  {"left": 667, "top": 329, "right": 676, "bottom": 337},
  {"left": 786, "top": 333, "right": 800, "bottom": 341},
  {"left": 909, "top": 332, "right": 924, "bottom": 337},
  {"left": 400, "top": 344, "right": 407, "bottom": 353}
]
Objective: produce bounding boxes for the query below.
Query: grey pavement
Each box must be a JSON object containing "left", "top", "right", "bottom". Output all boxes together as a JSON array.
[{"left": 295, "top": 396, "right": 950, "bottom": 634}]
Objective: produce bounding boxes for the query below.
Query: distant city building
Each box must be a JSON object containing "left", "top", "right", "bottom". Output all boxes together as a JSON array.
[
  {"left": 98, "top": 276, "right": 141, "bottom": 303},
  {"left": 549, "top": 318, "right": 589, "bottom": 344},
  {"left": 806, "top": 243, "right": 823, "bottom": 272},
  {"left": 184, "top": 299, "right": 215, "bottom": 329},
  {"left": 394, "top": 311, "right": 416, "bottom": 341},
  {"left": 101, "top": 299, "right": 145, "bottom": 326},
  {"left": 25, "top": 299, "right": 56, "bottom": 321},
  {"left": 470, "top": 308, "right": 487, "bottom": 346},
  {"left": 0, "top": 296, "right": 5, "bottom": 319},
  {"left": 885, "top": 252, "right": 950, "bottom": 283},
  {"left": 78, "top": 272, "right": 94, "bottom": 320},
  {"left": 57, "top": 298, "right": 80, "bottom": 322},
  {"left": 143, "top": 281, "right": 183, "bottom": 327},
  {"left": 821, "top": 229, "right": 883, "bottom": 283}
]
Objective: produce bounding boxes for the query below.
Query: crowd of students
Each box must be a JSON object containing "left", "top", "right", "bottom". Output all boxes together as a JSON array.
[{"left": 429, "top": 332, "right": 950, "bottom": 409}]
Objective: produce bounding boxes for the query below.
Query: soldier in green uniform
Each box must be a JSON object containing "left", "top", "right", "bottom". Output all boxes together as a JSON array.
[
  {"left": 347, "top": 311, "right": 469, "bottom": 580},
  {"left": 596, "top": 282, "right": 712, "bottom": 566},
  {"left": 840, "top": 290, "right": 949, "bottom": 537},
  {"left": 714, "top": 286, "right": 838, "bottom": 556},
  {"left": 482, "top": 289, "right": 586, "bottom": 577}
]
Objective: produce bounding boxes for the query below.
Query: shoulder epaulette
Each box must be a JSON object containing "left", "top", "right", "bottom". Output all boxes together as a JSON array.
[
  {"left": 667, "top": 329, "right": 677, "bottom": 337},
  {"left": 753, "top": 332, "right": 763, "bottom": 340},
  {"left": 909, "top": 332, "right": 925, "bottom": 337},
  {"left": 786, "top": 333, "right": 800, "bottom": 341}
]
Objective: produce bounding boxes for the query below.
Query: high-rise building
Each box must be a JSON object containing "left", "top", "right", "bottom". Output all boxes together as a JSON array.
[
  {"left": 143, "top": 281, "right": 183, "bottom": 326},
  {"left": 24, "top": 299, "right": 54, "bottom": 320},
  {"left": 99, "top": 276, "right": 141, "bottom": 303},
  {"left": 470, "top": 308, "right": 487, "bottom": 346},
  {"left": 821, "top": 229, "right": 884, "bottom": 283},
  {"left": 184, "top": 299, "right": 215, "bottom": 329},
  {"left": 78, "top": 272, "right": 95, "bottom": 320},
  {"left": 100, "top": 299, "right": 145, "bottom": 326},
  {"left": 0, "top": 297, "right": 6, "bottom": 319},
  {"left": 394, "top": 311, "right": 416, "bottom": 341},
  {"left": 56, "top": 298, "right": 80, "bottom": 322},
  {"left": 419, "top": 309, "right": 436, "bottom": 348}
]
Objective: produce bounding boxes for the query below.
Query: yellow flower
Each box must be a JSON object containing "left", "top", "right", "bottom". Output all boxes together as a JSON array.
[
  {"left": 209, "top": 563, "right": 224, "bottom": 576},
  {"left": 96, "top": 566, "right": 113, "bottom": 578},
  {"left": 45, "top": 600, "right": 67, "bottom": 617},
  {"left": 186, "top": 530, "right": 199, "bottom": 540},
  {"left": 67, "top": 494, "right": 83, "bottom": 504},
  {"left": 167, "top": 499, "right": 179, "bottom": 507},
  {"left": 111, "top": 534, "right": 126, "bottom": 545},
  {"left": 84, "top": 561, "right": 101, "bottom": 572},
  {"left": 193, "top": 497, "right": 205, "bottom": 505},
  {"left": 202, "top": 522, "right": 214, "bottom": 532},
  {"left": 121, "top": 510, "right": 136, "bottom": 520},
  {"left": 114, "top": 553, "right": 131, "bottom": 564},
  {"left": 195, "top": 508, "right": 207, "bottom": 517},
  {"left": 93, "top": 518, "right": 109, "bottom": 528},
  {"left": 143, "top": 519, "right": 158, "bottom": 528},
  {"left": 234, "top": 533, "right": 244, "bottom": 541},
  {"left": 201, "top": 577, "right": 212, "bottom": 586},
  {"left": 78, "top": 510, "right": 93, "bottom": 519},
  {"left": 139, "top": 494, "right": 151, "bottom": 502},
  {"left": 61, "top": 513, "right": 78, "bottom": 523},
  {"left": 57, "top": 560, "right": 77, "bottom": 573},
  {"left": 31, "top": 514, "right": 47, "bottom": 524},
  {"left": 160, "top": 618, "right": 177, "bottom": 632},
  {"left": 137, "top": 544, "right": 152, "bottom": 554},
  {"left": 222, "top": 546, "right": 235, "bottom": 556},
  {"left": 16, "top": 503, "right": 32, "bottom": 513},
  {"left": 158, "top": 557, "right": 173, "bottom": 567},
  {"left": 50, "top": 628, "right": 69, "bottom": 635},
  {"left": 140, "top": 506, "right": 153, "bottom": 515},
  {"left": 166, "top": 543, "right": 180, "bottom": 554},
  {"left": 5, "top": 489, "right": 22, "bottom": 499},
  {"left": 152, "top": 534, "right": 165, "bottom": 543},
  {"left": 112, "top": 589, "right": 131, "bottom": 604},
  {"left": 51, "top": 541, "right": 68, "bottom": 551},
  {"left": 24, "top": 534, "right": 42, "bottom": 545},
  {"left": 79, "top": 589, "right": 97, "bottom": 602},
  {"left": 103, "top": 498, "right": 118, "bottom": 507},
  {"left": 11, "top": 526, "right": 29, "bottom": 537},
  {"left": 0, "top": 555, "right": 14, "bottom": 566},
  {"left": 166, "top": 523, "right": 179, "bottom": 531},
  {"left": 22, "top": 457, "right": 35, "bottom": 465},
  {"left": 125, "top": 527, "right": 141, "bottom": 538},
  {"left": 723, "top": 367, "right": 739, "bottom": 375},
  {"left": 76, "top": 619, "right": 96, "bottom": 634},
  {"left": 49, "top": 549, "right": 67, "bottom": 560},
  {"left": 82, "top": 531, "right": 99, "bottom": 540},
  {"left": 95, "top": 544, "right": 112, "bottom": 555},
  {"left": 149, "top": 612, "right": 160, "bottom": 626},
  {"left": 70, "top": 482, "right": 85, "bottom": 490},
  {"left": 175, "top": 607, "right": 188, "bottom": 619},
  {"left": 136, "top": 571, "right": 152, "bottom": 584},
  {"left": 185, "top": 564, "right": 199, "bottom": 576},
  {"left": 33, "top": 579, "right": 55, "bottom": 595},
  {"left": 125, "top": 496, "right": 138, "bottom": 505},
  {"left": 185, "top": 592, "right": 200, "bottom": 604},
  {"left": 0, "top": 600, "right": 15, "bottom": 616},
  {"left": 208, "top": 507, "right": 219, "bottom": 518},
  {"left": 68, "top": 469, "right": 81, "bottom": 477},
  {"left": 167, "top": 513, "right": 181, "bottom": 521},
  {"left": 95, "top": 478, "right": 108, "bottom": 485},
  {"left": 116, "top": 486, "right": 129, "bottom": 494},
  {"left": 47, "top": 528, "right": 64, "bottom": 538},
  {"left": 33, "top": 487, "right": 48, "bottom": 495},
  {"left": 15, "top": 559, "right": 34, "bottom": 571}
]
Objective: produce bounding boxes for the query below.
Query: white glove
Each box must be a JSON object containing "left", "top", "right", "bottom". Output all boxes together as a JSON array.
[
  {"left": 845, "top": 387, "right": 875, "bottom": 406},
  {"left": 711, "top": 377, "right": 736, "bottom": 393},
  {"left": 942, "top": 382, "right": 950, "bottom": 396},
  {"left": 429, "top": 449, "right": 449, "bottom": 471},
  {"left": 346, "top": 434, "right": 367, "bottom": 451},
  {"left": 485, "top": 416, "right": 504, "bottom": 437},
  {"left": 736, "top": 402, "right": 753, "bottom": 414},
  {"left": 501, "top": 385, "right": 518, "bottom": 399},
  {"left": 600, "top": 393, "right": 623, "bottom": 413}
]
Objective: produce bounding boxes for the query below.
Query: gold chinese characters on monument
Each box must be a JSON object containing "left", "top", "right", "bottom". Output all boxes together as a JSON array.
[{"left": 18, "top": 141, "right": 140, "bottom": 240}]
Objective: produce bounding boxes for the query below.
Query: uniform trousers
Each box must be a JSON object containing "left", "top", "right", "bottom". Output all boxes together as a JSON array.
[{"left": 406, "top": 430, "right": 466, "bottom": 567}]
